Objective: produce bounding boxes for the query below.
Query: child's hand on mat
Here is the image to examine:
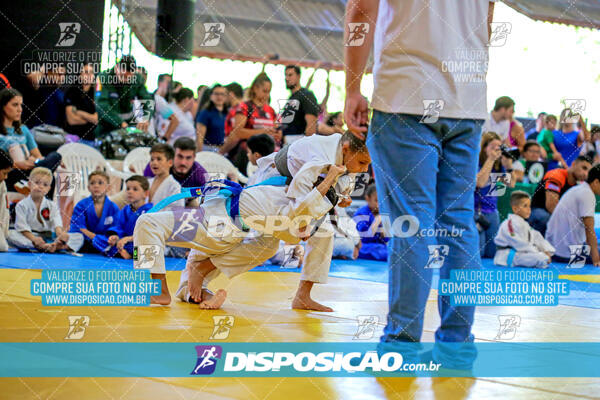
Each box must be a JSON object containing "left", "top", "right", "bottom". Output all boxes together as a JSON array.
[{"left": 108, "top": 235, "right": 118, "bottom": 246}]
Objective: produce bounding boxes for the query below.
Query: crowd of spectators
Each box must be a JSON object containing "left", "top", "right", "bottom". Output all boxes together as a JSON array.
[
  {"left": 1, "top": 57, "right": 598, "bottom": 267},
  {"left": 0, "top": 56, "right": 389, "bottom": 262},
  {"left": 480, "top": 95, "right": 600, "bottom": 267}
]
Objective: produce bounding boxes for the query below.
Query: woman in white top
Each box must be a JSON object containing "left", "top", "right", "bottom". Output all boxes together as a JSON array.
[{"left": 165, "top": 88, "right": 196, "bottom": 145}]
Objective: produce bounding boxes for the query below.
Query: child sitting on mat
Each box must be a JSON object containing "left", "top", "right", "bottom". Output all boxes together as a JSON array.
[
  {"left": 97, "top": 175, "right": 152, "bottom": 259},
  {"left": 494, "top": 190, "right": 555, "bottom": 268},
  {"left": 7, "top": 167, "right": 82, "bottom": 252},
  {"left": 69, "top": 170, "right": 120, "bottom": 253}
]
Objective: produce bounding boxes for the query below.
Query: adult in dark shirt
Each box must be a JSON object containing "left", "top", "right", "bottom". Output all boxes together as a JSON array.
[
  {"left": 64, "top": 63, "right": 98, "bottom": 144},
  {"left": 282, "top": 65, "right": 320, "bottom": 137},
  {"left": 529, "top": 155, "right": 591, "bottom": 235},
  {"left": 223, "top": 82, "right": 243, "bottom": 137},
  {"left": 195, "top": 84, "right": 227, "bottom": 151},
  {"left": 37, "top": 64, "right": 67, "bottom": 127}
]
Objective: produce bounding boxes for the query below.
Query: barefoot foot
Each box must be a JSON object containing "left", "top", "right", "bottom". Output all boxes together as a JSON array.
[
  {"left": 292, "top": 295, "right": 333, "bottom": 312},
  {"left": 186, "top": 288, "right": 213, "bottom": 304},
  {"left": 151, "top": 292, "right": 171, "bottom": 305},
  {"left": 188, "top": 264, "right": 206, "bottom": 303},
  {"left": 199, "top": 289, "right": 227, "bottom": 309}
]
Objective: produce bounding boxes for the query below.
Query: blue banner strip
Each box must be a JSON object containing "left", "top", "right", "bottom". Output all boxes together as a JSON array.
[{"left": 0, "top": 342, "right": 599, "bottom": 378}]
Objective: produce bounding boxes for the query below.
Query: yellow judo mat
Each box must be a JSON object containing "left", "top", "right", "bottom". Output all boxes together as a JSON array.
[{"left": 0, "top": 268, "right": 598, "bottom": 399}]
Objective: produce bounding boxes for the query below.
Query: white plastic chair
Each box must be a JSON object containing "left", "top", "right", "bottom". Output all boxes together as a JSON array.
[
  {"left": 195, "top": 151, "right": 248, "bottom": 184},
  {"left": 123, "top": 147, "right": 151, "bottom": 175},
  {"left": 56, "top": 142, "right": 133, "bottom": 202}
]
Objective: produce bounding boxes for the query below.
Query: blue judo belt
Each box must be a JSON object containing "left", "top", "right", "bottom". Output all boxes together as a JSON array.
[{"left": 147, "top": 176, "right": 288, "bottom": 231}]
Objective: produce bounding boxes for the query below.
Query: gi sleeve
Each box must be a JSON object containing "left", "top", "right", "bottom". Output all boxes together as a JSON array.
[
  {"left": 69, "top": 198, "right": 88, "bottom": 233},
  {"left": 494, "top": 217, "right": 538, "bottom": 253},
  {"left": 286, "top": 162, "right": 334, "bottom": 219},
  {"left": 50, "top": 201, "right": 63, "bottom": 229},
  {"left": 531, "top": 229, "right": 555, "bottom": 254},
  {"left": 0, "top": 182, "right": 9, "bottom": 238},
  {"left": 168, "top": 179, "right": 185, "bottom": 209},
  {"left": 14, "top": 201, "right": 32, "bottom": 232},
  {"left": 107, "top": 208, "right": 126, "bottom": 237}
]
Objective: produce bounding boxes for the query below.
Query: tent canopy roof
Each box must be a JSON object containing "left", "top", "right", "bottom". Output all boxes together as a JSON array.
[{"left": 114, "top": 0, "right": 599, "bottom": 70}]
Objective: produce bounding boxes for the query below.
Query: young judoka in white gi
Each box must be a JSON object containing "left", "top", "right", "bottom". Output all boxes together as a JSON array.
[
  {"left": 8, "top": 167, "right": 83, "bottom": 252},
  {"left": 0, "top": 149, "right": 13, "bottom": 252},
  {"left": 494, "top": 190, "right": 555, "bottom": 268},
  {"left": 133, "top": 164, "right": 347, "bottom": 308},
  {"left": 147, "top": 144, "right": 184, "bottom": 208},
  {"left": 241, "top": 131, "right": 371, "bottom": 311}
]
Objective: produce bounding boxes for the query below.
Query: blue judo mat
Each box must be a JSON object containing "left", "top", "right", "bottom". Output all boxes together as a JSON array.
[{"left": 1, "top": 250, "right": 598, "bottom": 308}]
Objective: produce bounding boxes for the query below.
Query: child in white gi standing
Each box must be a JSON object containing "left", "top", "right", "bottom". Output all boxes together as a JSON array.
[{"left": 246, "top": 131, "right": 371, "bottom": 311}]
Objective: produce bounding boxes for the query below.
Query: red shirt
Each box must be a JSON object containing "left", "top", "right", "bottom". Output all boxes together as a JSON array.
[
  {"left": 225, "top": 100, "right": 276, "bottom": 136},
  {"left": 236, "top": 100, "right": 275, "bottom": 130},
  {"left": 224, "top": 106, "right": 236, "bottom": 136}
]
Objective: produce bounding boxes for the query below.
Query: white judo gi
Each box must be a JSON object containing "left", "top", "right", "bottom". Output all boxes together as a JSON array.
[
  {"left": 8, "top": 195, "right": 83, "bottom": 251},
  {"left": 493, "top": 213, "right": 555, "bottom": 268},
  {"left": 133, "top": 183, "right": 334, "bottom": 301},
  {"left": 148, "top": 175, "right": 184, "bottom": 209},
  {"left": 0, "top": 182, "right": 9, "bottom": 251},
  {"left": 248, "top": 133, "right": 354, "bottom": 284},
  {"left": 331, "top": 206, "right": 361, "bottom": 259}
]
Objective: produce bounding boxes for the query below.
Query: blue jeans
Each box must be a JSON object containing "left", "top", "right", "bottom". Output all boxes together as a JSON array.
[
  {"left": 369, "top": 111, "right": 482, "bottom": 369},
  {"left": 478, "top": 210, "right": 500, "bottom": 258}
]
